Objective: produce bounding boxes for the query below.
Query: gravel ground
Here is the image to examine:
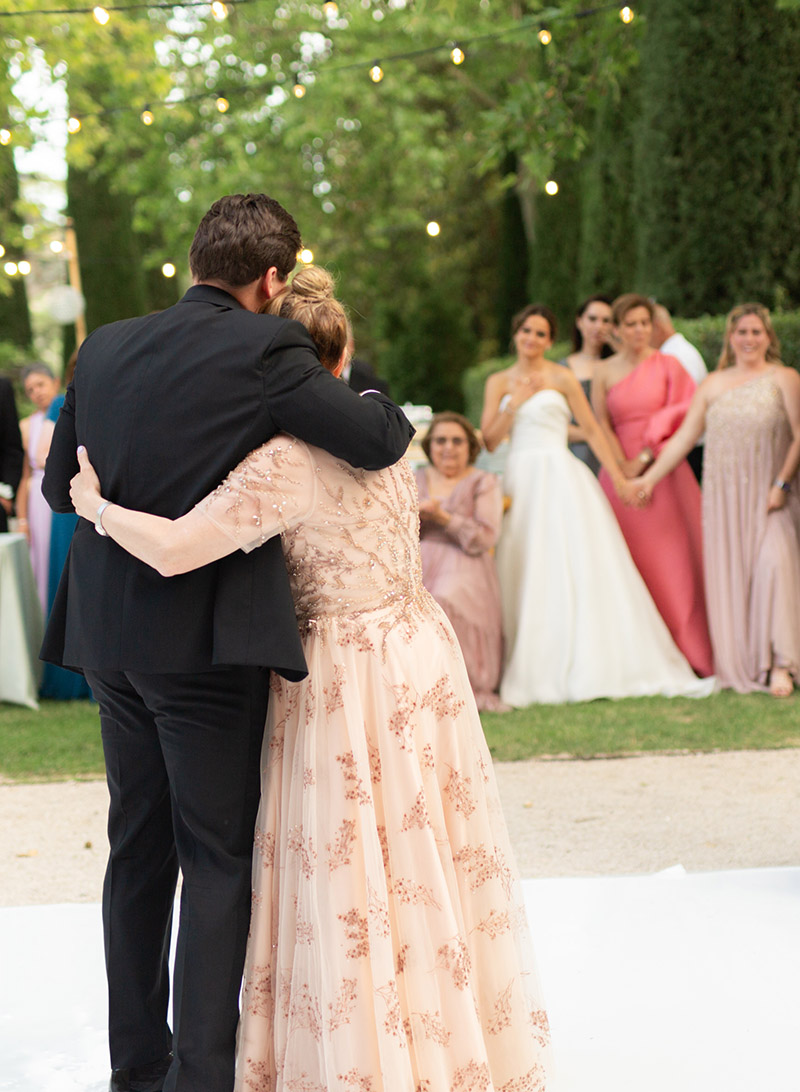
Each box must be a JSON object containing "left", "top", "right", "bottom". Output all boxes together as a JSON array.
[{"left": 2, "top": 748, "right": 799, "bottom": 906}]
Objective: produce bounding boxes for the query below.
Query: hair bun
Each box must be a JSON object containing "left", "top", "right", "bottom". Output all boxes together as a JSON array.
[{"left": 290, "top": 265, "right": 335, "bottom": 301}]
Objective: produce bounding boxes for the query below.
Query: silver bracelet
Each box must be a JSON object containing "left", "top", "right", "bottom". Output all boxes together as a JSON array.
[
  {"left": 774, "top": 478, "right": 791, "bottom": 493},
  {"left": 95, "top": 500, "right": 113, "bottom": 536}
]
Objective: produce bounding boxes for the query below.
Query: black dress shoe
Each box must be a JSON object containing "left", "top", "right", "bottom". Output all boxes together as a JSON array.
[{"left": 109, "top": 1053, "right": 173, "bottom": 1092}]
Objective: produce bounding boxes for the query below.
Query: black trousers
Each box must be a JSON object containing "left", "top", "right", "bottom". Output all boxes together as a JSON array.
[{"left": 86, "top": 666, "right": 270, "bottom": 1092}]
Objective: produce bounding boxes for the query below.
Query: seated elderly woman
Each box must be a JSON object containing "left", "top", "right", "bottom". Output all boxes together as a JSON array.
[{"left": 415, "top": 411, "right": 507, "bottom": 712}]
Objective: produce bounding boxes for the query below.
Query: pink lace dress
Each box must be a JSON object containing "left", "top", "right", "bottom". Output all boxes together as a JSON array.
[{"left": 198, "top": 439, "right": 552, "bottom": 1092}]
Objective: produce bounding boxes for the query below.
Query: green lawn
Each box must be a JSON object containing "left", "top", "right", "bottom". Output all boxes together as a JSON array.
[{"left": 1, "top": 691, "right": 798, "bottom": 782}]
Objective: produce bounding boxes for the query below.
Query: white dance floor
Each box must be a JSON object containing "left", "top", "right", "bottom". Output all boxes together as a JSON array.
[{"left": 1, "top": 866, "right": 797, "bottom": 1091}]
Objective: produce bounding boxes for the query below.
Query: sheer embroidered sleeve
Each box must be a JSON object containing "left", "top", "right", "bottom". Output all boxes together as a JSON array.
[{"left": 196, "top": 437, "right": 317, "bottom": 553}]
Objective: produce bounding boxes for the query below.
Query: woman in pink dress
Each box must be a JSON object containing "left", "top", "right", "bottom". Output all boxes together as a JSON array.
[
  {"left": 637, "top": 303, "right": 800, "bottom": 695},
  {"left": 416, "top": 412, "right": 506, "bottom": 712},
  {"left": 69, "top": 267, "right": 552, "bottom": 1092},
  {"left": 17, "top": 363, "right": 61, "bottom": 613},
  {"left": 592, "top": 294, "right": 713, "bottom": 677}
]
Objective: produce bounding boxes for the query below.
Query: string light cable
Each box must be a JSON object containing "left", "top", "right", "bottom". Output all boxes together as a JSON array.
[{"left": 0, "top": 2, "right": 636, "bottom": 135}]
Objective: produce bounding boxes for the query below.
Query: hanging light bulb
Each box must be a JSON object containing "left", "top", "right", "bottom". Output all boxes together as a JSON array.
[
  {"left": 293, "top": 84, "right": 306, "bottom": 99},
  {"left": 298, "top": 248, "right": 314, "bottom": 264},
  {"left": 538, "top": 28, "right": 552, "bottom": 45},
  {"left": 450, "top": 46, "right": 465, "bottom": 65},
  {"left": 545, "top": 179, "right": 559, "bottom": 196},
  {"left": 620, "top": 6, "right": 634, "bottom": 22},
  {"left": 323, "top": 1, "right": 338, "bottom": 15},
  {"left": 50, "top": 240, "right": 63, "bottom": 254},
  {"left": 141, "top": 108, "right": 154, "bottom": 125},
  {"left": 211, "top": 1, "right": 228, "bottom": 19},
  {"left": 67, "top": 117, "right": 82, "bottom": 134},
  {"left": 369, "top": 65, "right": 384, "bottom": 83},
  {"left": 18, "top": 260, "right": 31, "bottom": 275},
  {"left": 426, "top": 221, "right": 440, "bottom": 237},
  {"left": 162, "top": 262, "right": 176, "bottom": 278},
  {"left": 92, "top": 5, "right": 110, "bottom": 24},
  {"left": 4, "top": 262, "right": 18, "bottom": 276},
  {"left": 0, "top": 128, "right": 11, "bottom": 145},
  {"left": 216, "top": 96, "right": 230, "bottom": 113},
  {"left": 0, "top": 244, "right": 5, "bottom": 258}
]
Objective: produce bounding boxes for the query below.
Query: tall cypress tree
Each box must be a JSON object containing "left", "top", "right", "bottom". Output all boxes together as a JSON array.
[{"left": 634, "top": 0, "right": 800, "bottom": 315}]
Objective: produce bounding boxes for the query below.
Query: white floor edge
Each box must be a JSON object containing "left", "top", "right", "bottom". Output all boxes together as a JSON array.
[{"left": 1, "top": 866, "right": 797, "bottom": 1091}]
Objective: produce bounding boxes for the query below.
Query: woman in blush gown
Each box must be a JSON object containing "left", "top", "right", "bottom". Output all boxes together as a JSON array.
[
  {"left": 69, "top": 268, "right": 553, "bottom": 1092},
  {"left": 592, "top": 294, "right": 713, "bottom": 677},
  {"left": 637, "top": 303, "right": 800, "bottom": 696},
  {"left": 480, "top": 304, "right": 713, "bottom": 707},
  {"left": 416, "top": 412, "right": 506, "bottom": 712}
]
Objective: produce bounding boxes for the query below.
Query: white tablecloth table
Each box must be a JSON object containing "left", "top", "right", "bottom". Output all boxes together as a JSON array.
[{"left": 0, "top": 533, "right": 44, "bottom": 709}]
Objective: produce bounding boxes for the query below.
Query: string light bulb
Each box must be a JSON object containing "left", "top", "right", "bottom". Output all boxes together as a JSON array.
[
  {"left": 426, "top": 221, "right": 440, "bottom": 237},
  {"left": 18, "top": 260, "right": 31, "bottom": 275},
  {"left": 538, "top": 28, "right": 552, "bottom": 45},
  {"left": 216, "top": 96, "right": 230, "bottom": 113},
  {"left": 162, "top": 262, "right": 176, "bottom": 278},
  {"left": 323, "top": 1, "right": 338, "bottom": 15},
  {"left": 369, "top": 65, "right": 384, "bottom": 83},
  {"left": 92, "top": 5, "right": 110, "bottom": 24},
  {"left": 0, "top": 245, "right": 5, "bottom": 257},
  {"left": 450, "top": 46, "right": 465, "bottom": 65},
  {"left": 298, "top": 248, "right": 314, "bottom": 264},
  {"left": 620, "top": 5, "right": 634, "bottom": 22},
  {"left": 4, "top": 262, "right": 18, "bottom": 276},
  {"left": 67, "top": 117, "right": 82, "bottom": 134},
  {"left": 545, "top": 179, "right": 559, "bottom": 195},
  {"left": 0, "top": 128, "right": 11, "bottom": 145},
  {"left": 211, "top": 1, "right": 228, "bottom": 19},
  {"left": 141, "top": 108, "right": 154, "bottom": 125},
  {"left": 49, "top": 240, "right": 63, "bottom": 254},
  {"left": 293, "top": 84, "right": 306, "bottom": 99}
]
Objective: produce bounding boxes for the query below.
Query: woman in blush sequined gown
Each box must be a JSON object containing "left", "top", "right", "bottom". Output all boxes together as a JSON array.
[
  {"left": 480, "top": 305, "right": 712, "bottom": 707},
  {"left": 637, "top": 303, "right": 800, "bottom": 696},
  {"left": 68, "top": 268, "right": 553, "bottom": 1092},
  {"left": 416, "top": 412, "right": 505, "bottom": 712},
  {"left": 592, "top": 294, "right": 713, "bottom": 677}
]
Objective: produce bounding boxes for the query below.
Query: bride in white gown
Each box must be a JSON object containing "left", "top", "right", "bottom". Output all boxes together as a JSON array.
[{"left": 481, "top": 305, "right": 714, "bottom": 706}]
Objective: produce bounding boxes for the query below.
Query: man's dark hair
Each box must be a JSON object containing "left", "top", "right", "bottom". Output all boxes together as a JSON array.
[{"left": 189, "top": 193, "right": 302, "bottom": 286}]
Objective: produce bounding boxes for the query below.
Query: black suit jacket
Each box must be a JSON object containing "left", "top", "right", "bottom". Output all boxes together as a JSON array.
[
  {"left": 41, "top": 285, "right": 413, "bottom": 679},
  {"left": 0, "top": 377, "right": 23, "bottom": 532},
  {"left": 348, "top": 356, "right": 390, "bottom": 396}
]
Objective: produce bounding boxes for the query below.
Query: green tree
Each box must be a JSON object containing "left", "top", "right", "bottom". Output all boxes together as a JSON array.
[{"left": 634, "top": 0, "right": 800, "bottom": 315}]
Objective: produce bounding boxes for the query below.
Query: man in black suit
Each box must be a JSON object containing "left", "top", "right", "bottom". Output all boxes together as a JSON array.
[
  {"left": 0, "top": 376, "right": 23, "bottom": 531},
  {"left": 42, "top": 194, "right": 412, "bottom": 1092}
]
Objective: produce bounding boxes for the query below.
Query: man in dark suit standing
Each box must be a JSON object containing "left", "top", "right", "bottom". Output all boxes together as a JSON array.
[
  {"left": 42, "top": 194, "right": 412, "bottom": 1092},
  {"left": 0, "top": 376, "right": 23, "bottom": 532}
]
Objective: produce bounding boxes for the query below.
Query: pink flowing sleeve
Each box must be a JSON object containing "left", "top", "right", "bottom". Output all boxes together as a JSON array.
[
  {"left": 196, "top": 437, "right": 317, "bottom": 553},
  {"left": 642, "top": 353, "right": 697, "bottom": 451},
  {"left": 446, "top": 471, "right": 503, "bottom": 555}
]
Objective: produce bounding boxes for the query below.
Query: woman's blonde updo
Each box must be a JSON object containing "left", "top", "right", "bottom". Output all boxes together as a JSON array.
[{"left": 263, "top": 265, "right": 350, "bottom": 372}]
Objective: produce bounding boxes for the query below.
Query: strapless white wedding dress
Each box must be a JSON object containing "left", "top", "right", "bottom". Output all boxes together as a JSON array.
[{"left": 496, "top": 389, "right": 714, "bottom": 704}]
